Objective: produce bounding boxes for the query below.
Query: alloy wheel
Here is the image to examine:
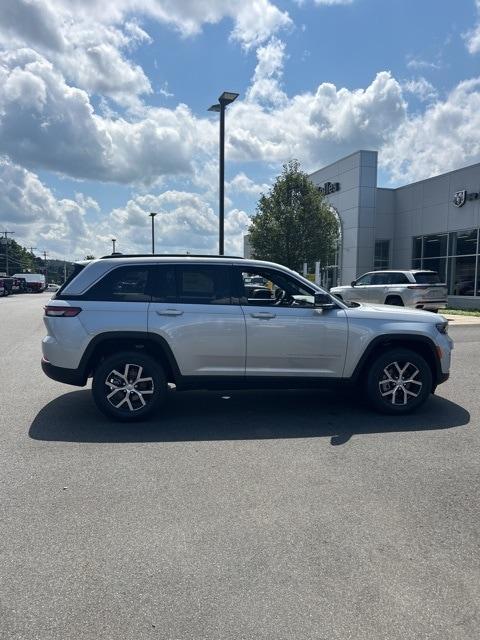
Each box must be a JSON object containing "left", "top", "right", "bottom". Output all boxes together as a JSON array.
[
  {"left": 378, "top": 361, "right": 423, "bottom": 406},
  {"left": 105, "top": 363, "right": 154, "bottom": 412}
]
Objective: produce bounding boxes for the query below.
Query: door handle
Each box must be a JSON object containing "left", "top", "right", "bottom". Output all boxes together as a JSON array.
[
  {"left": 250, "top": 312, "right": 276, "bottom": 319},
  {"left": 156, "top": 309, "right": 184, "bottom": 316}
]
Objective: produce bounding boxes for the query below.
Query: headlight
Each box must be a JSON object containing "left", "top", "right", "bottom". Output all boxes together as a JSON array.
[{"left": 436, "top": 322, "right": 448, "bottom": 335}]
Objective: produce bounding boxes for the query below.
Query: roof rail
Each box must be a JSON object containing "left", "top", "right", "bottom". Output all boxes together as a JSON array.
[{"left": 99, "top": 253, "right": 245, "bottom": 260}]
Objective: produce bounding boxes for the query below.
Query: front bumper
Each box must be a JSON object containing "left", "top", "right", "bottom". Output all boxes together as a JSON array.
[{"left": 41, "top": 358, "right": 87, "bottom": 387}]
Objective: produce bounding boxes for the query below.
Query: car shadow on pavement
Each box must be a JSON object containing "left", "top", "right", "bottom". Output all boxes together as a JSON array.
[{"left": 29, "top": 387, "right": 470, "bottom": 446}]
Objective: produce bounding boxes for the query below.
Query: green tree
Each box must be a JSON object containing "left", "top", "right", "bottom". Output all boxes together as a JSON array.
[
  {"left": 0, "top": 238, "right": 35, "bottom": 275},
  {"left": 248, "top": 160, "right": 339, "bottom": 270},
  {"left": 85, "top": 255, "right": 96, "bottom": 260}
]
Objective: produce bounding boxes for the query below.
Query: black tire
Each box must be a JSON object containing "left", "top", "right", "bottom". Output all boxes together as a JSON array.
[
  {"left": 385, "top": 296, "right": 404, "bottom": 306},
  {"left": 92, "top": 351, "right": 167, "bottom": 421},
  {"left": 365, "top": 348, "right": 432, "bottom": 414}
]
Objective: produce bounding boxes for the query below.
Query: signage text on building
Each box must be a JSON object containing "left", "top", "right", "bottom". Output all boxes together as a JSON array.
[{"left": 318, "top": 182, "right": 340, "bottom": 196}]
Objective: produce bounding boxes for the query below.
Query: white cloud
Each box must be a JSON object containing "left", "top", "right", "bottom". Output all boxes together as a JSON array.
[
  {"left": 246, "top": 37, "right": 287, "bottom": 107},
  {"left": 0, "top": 1, "right": 291, "bottom": 55},
  {"left": 382, "top": 77, "right": 480, "bottom": 183},
  {"left": 228, "top": 172, "right": 269, "bottom": 197},
  {"left": 402, "top": 77, "right": 438, "bottom": 102},
  {"left": 109, "top": 190, "right": 250, "bottom": 255},
  {"left": 229, "top": 71, "right": 407, "bottom": 169},
  {"left": 465, "top": 0, "right": 480, "bottom": 53},
  {"left": 0, "top": 49, "right": 212, "bottom": 184},
  {"left": 406, "top": 55, "right": 442, "bottom": 70}
]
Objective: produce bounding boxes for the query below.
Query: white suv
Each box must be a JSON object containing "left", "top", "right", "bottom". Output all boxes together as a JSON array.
[
  {"left": 42, "top": 255, "right": 453, "bottom": 421},
  {"left": 330, "top": 270, "right": 447, "bottom": 312}
]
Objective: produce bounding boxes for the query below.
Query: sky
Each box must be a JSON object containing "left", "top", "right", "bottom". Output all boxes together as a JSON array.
[{"left": 1, "top": 0, "right": 480, "bottom": 260}]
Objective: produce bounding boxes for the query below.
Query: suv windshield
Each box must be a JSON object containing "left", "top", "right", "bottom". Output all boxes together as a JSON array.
[{"left": 413, "top": 271, "right": 441, "bottom": 284}]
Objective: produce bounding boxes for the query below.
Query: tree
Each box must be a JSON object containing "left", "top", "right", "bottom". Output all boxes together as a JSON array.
[
  {"left": 85, "top": 255, "right": 96, "bottom": 260},
  {"left": 248, "top": 160, "right": 340, "bottom": 270}
]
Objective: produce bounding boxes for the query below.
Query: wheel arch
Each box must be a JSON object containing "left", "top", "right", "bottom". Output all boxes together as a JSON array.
[
  {"left": 351, "top": 334, "right": 441, "bottom": 389},
  {"left": 80, "top": 332, "right": 181, "bottom": 384}
]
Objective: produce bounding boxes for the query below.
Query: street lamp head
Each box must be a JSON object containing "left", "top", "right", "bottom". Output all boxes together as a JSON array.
[
  {"left": 219, "top": 91, "right": 239, "bottom": 105},
  {"left": 149, "top": 211, "right": 158, "bottom": 218},
  {"left": 208, "top": 104, "right": 221, "bottom": 112}
]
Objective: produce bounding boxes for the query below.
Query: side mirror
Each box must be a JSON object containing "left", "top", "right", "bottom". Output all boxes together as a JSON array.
[
  {"left": 351, "top": 280, "right": 356, "bottom": 287},
  {"left": 314, "top": 292, "right": 336, "bottom": 310}
]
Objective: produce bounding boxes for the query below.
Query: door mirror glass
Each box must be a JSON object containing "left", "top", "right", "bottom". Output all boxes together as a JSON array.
[{"left": 314, "top": 292, "right": 336, "bottom": 309}]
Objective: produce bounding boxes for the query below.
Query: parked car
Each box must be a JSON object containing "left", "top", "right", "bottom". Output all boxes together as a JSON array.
[
  {"left": 41, "top": 255, "right": 452, "bottom": 421},
  {"left": 330, "top": 270, "right": 447, "bottom": 312},
  {"left": 46, "top": 283, "right": 60, "bottom": 292},
  {"left": 2, "top": 277, "right": 14, "bottom": 296},
  {"left": 0, "top": 278, "right": 5, "bottom": 297},
  {"left": 12, "top": 273, "right": 46, "bottom": 292}
]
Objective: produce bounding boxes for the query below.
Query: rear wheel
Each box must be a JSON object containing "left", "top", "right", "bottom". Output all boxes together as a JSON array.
[
  {"left": 92, "top": 351, "right": 167, "bottom": 421},
  {"left": 366, "top": 348, "right": 432, "bottom": 414}
]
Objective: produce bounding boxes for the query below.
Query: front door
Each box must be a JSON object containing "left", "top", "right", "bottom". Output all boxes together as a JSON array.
[{"left": 234, "top": 267, "right": 348, "bottom": 378}]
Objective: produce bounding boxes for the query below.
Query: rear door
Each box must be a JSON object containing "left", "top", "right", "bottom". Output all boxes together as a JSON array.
[{"left": 148, "top": 264, "right": 246, "bottom": 377}]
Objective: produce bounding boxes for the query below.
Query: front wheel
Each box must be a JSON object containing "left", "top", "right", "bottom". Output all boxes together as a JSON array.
[
  {"left": 92, "top": 351, "right": 167, "bottom": 421},
  {"left": 366, "top": 348, "right": 432, "bottom": 414}
]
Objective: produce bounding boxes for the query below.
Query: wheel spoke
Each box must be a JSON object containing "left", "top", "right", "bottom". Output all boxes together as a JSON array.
[{"left": 105, "top": 363, "right": 155, "bottom": 412}]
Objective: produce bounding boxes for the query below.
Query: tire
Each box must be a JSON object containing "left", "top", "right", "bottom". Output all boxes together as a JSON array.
[
  {"left": 365, "top": 348, "right": 433, "bottom": 414},
  {"left": 385, "top": 296, "right": 404, "bottom": 306},
  {"left": 92, "top": 351, "right": 167, "bottom": 421}
]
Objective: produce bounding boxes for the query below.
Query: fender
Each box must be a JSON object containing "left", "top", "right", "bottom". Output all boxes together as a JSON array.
[{"left": 350, "top": 333, "right": 442, "bottom": 383}]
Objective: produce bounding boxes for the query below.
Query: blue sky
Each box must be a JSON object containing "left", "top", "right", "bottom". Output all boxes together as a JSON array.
[{"left": 1, "top": 0, "right": 480, "bottom": 259}]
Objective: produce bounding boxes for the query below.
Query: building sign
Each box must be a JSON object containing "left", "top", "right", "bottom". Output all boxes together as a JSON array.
[
  {"left": 453, "top": 189, "right": 479, "bottom": 207},
  {"left": 318, "top": 181, "right": 340, "bottom": 196}
]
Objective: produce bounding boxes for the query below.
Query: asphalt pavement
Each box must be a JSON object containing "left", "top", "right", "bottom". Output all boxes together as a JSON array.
[{"left": 1, "top": 293, "right": 479, "bottom": 640}]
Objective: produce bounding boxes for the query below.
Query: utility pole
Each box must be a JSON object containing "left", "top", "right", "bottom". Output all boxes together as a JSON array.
[
  {"left": 1, "top": 231, "right": 15, "bottom": 276},
  {"left": 29, "top": 247, "right": 37, "bottom": 274},
  {"left": 111, "top": 238, "right": 116, "bottom": 254},
  {"left": 43, "top": 250, "right": 48, "bottom": 283},
  {"left": 63, "top": 259, "right": 67, "bottom": 282}
]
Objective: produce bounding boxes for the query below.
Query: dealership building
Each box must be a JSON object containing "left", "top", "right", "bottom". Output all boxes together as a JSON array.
[
  {"left": 245, "top": 149, "right": 478, "bottom": 309},
  {"left": 244, "top": 150, "right": 480, "bottom": 307}
]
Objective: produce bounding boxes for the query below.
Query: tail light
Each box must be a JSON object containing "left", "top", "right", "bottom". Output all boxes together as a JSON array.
[{"left": 44, "top": 306, "right": 82, "bottom": 317}]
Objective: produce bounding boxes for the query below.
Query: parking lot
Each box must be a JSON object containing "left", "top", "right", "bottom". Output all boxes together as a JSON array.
[{"left": 1, "top": 292, "right": 479, "bottom": 640}]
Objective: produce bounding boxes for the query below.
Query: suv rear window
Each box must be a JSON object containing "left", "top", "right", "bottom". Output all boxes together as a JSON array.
[
  {"left": 413, "top": 271, "right": 441, "bottom": 284},
  {"left": 55, "top": 263, "right": 85, "bottom": 296},
  {"left": 86, "top": 266, "right": 152, "bottom": 301}
]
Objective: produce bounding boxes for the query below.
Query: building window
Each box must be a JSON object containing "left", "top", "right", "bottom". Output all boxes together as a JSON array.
[
  {"left": 374, "top": 240, "right": 390, "bottom": 270},
  {"left": 412, "top": 229, "right": 479, "bottom": 296}
]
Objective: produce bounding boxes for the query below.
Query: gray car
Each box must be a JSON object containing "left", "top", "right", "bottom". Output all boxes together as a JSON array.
[{"left": 330, "top": 270, "right": 447, "bottom": 312}]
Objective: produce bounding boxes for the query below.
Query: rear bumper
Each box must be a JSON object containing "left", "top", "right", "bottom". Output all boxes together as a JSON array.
[
  {"left": 41, "top": 358, "right": 87, "bottom": 386},
  {"left": 414, "top": 301, "right": 447, "bottom": 310}
]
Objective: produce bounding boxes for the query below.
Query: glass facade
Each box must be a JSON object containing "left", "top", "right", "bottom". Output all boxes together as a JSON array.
[
  {"left": 374, "top": 240, "right": 390, "bottom": 270},
  {"left": 412, "top": 229, "right": 479, "bottom": 296}
]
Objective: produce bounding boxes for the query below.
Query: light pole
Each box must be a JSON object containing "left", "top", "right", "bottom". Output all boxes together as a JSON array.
[
  {"left": 208, "top": 91, "right": 239, "bottom": 255},
  {"left": 149, "top": 212, "right": 157, "bottom": 254},
  {"left": 111, "top": 238, "right": 116, "bottom": 254}
]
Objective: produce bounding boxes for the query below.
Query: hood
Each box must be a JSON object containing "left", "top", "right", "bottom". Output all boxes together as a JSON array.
[{"left": 344, "top": 302, "right": 446, "bottom": 324}]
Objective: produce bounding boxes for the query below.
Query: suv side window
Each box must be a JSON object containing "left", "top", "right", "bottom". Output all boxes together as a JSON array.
[
  {"left": 176, "top": 265, "right": 232, "bottom": 305},
  {"left": 371, "top": 273, "right": 387, "bottom": 285},
  {"left": 355, "top": 273, "right": 373, "bottom": 286},
  {"left": 150, "top": 265, "right": 177, "bottom": 302},
  {"left": 386, "top": 272, "right": 410, "bottom": 284},
  {"left": 236, "top": 267, "right": 315, "bottom": 307},
  {"left": 85, "top": 266, "right": 152, "bottom": 302}
]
